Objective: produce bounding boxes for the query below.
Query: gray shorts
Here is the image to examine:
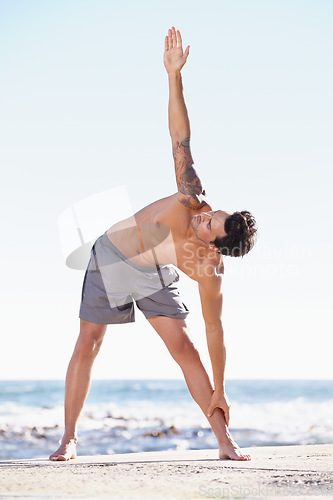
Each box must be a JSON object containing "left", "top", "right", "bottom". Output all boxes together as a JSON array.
[{"left": 79, "top": 231, "right": 189, "bottom": 325}]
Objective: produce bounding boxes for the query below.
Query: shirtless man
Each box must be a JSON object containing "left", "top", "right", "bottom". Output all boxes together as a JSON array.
[{"left": 50, "top": 26, "right": 257, "bottom": 462}]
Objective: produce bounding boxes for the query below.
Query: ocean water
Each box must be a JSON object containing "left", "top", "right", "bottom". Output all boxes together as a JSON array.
[{"left": 0, "top": 379, "right": 332, "bottom": 460}]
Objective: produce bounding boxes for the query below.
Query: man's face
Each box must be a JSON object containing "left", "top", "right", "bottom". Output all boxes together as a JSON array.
[{"left": 190, "top": 210, "right": 231, "bottom": 247}]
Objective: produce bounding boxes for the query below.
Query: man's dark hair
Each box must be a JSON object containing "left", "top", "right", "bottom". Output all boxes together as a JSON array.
[{"left": 212, "top": 211, "right": 258, "bottom": 257}]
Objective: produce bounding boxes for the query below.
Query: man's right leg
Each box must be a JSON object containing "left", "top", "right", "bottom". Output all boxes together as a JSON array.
[
  {"left": 148, "top": 315, "right": 251, "bottom": 460},
  {"left": 49, "top": 319, "right": 107, "bottom": 461}
]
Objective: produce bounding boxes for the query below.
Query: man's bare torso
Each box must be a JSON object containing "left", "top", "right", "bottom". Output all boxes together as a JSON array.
[{"left": 107, "top": 193, "right": 224, "bottom": 281}]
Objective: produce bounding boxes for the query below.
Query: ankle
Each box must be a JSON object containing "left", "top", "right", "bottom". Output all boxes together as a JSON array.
[
  {"left": 61, "top": 434, "right": 78, "bottom": 445},
  {"left": 219, "top": 433, "right": 238, "bottom": 449},
  {"left": 217, "top": 429, "right": 234, "bottom": 446}
]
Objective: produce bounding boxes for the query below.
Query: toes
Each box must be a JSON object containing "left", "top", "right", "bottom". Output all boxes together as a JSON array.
[
  {"left": 219, "top": 447, "right": 251, "bottom": 461},
  {"left": 49, "top": 454, "right": 69, "bottom": 461},
  {"left": 234, "top": 451, "right": 251, "bottom": 461}
]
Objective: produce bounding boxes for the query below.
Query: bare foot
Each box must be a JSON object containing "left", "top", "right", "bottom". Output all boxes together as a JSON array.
[
  {"left": 219, "top": 435, "right": 251, "bottom": 461},
  {"left": 49, "top": 438, "right": 77, "bottom": 461}
]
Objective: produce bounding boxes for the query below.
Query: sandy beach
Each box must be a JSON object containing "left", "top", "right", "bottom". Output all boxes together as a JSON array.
[{"left": 0, "top": 444, "right": 332, "bottom": 499}]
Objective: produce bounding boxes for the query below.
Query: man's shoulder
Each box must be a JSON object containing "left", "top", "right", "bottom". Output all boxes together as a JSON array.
[
  {"left": 156, "top": 192, "right": 212, "bottom": 213},
  {"left": 190, "top": 258, "right": 223, "bottom": 290},
  {"left": 200, "top": 251, "right": 224, "bottom": 276},
  {"left": 177, "top": 191, "right": 210, "bottom": 211},
  {"left": 216, "top": 255, "right": 224, "bottom": 275},
  {"left": 155, "top": 193, "right": 210, "bottom": 226},
  {"left": 178, "top": 240, "right": 224, "bottom": 282}
]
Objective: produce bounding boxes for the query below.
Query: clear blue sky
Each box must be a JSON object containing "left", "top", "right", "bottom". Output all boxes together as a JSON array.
[{"left": 0, "top": 0, "right": 332, "bottom": 379}]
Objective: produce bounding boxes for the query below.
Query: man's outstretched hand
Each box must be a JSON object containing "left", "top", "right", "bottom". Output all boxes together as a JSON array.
[{"left": 164, "top": 26, "right": 190, "bottom": 75}]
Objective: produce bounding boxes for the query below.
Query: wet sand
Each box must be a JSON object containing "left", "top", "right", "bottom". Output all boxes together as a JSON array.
[{"left": 0, "top": 444, "right": 332, "bottom": 499}]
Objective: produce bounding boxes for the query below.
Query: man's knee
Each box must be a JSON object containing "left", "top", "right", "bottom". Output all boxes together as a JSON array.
[
  {"left": 75, "top": 321, "right": 107, "bottom": 358},
  {"left": 172, "top": 338, "right": 200, "bottom": 365},
  {"left": 75, "top": 337, "right": 102, "bottom": 359}
]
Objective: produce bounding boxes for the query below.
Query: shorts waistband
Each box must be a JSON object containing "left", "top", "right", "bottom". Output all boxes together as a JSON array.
[{"left": 100, "top": 231, "right": 163, "bottom": 273}]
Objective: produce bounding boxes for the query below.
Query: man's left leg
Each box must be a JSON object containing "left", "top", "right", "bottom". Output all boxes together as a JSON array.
[{"left": 148, "top": 315, "right": 250, "bottom": 461}]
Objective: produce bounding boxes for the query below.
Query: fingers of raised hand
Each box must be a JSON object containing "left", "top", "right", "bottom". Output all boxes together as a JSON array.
[
  {"left": 171, "top": 26, "right": 177, "bottom": 47},
  {"left": 167, "top": 29, "right": 172, "bottom": 50},
  {"left": 176, "top": 29, "right": 182, "bottom": 48},
  {"left": 166, "top": 26, "right": 182, "bottom": 50}
]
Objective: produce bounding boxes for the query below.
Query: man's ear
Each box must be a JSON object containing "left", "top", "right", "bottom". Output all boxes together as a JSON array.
[{"left": 208, "top": 243, "right": 221, "bottom": 253}]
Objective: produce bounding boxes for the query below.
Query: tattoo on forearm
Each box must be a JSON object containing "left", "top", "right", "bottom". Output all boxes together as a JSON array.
[
  {"left": 181, "top": 137, "right": 190, "bottom": 148},
  {"left": 173, "top": 138, "right": 207, "bottom": 209}
]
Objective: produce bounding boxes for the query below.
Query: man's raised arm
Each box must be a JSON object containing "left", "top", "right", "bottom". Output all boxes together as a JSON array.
[{"left": 164, "top": 27, "right": 207, "bottom": 210}]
